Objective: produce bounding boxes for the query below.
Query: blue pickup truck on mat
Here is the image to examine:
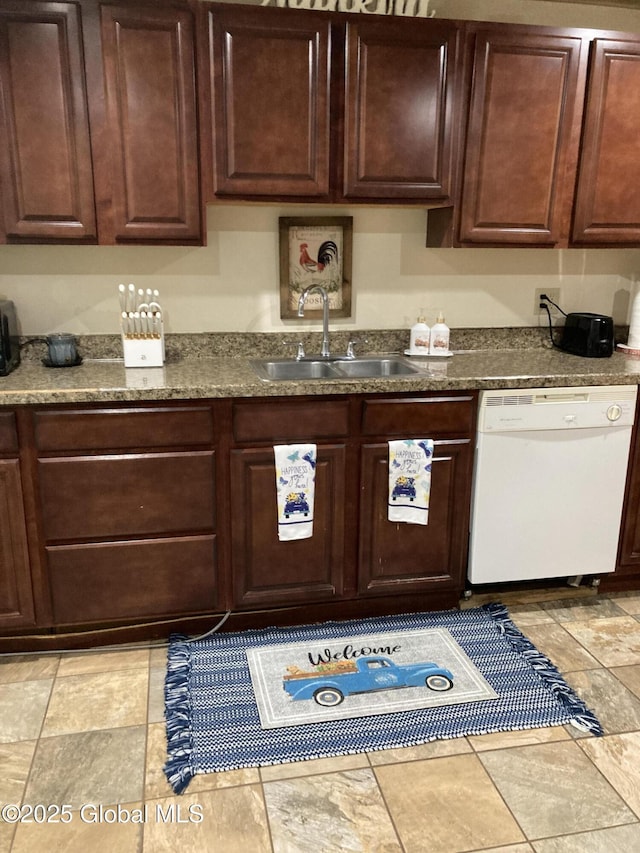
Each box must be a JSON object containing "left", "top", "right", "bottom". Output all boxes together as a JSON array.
[{"left": 282, "top": 656, "right": 454, "bottom": 707}]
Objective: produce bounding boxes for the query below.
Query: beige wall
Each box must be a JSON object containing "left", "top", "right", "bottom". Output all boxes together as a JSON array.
[{"left": 1, "top": 0, "right": 639, "bottom": 337}]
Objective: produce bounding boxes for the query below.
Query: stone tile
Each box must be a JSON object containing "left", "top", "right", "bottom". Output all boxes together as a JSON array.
[
  {"left": 0, "top": 822, "right": 14, "bottom": 853},
  {"left": 532, "top": 823, "right": 640, "bottom": 852},
  {"left": 578, "top": 732, "right": 640, "bottom": 818},
  {"left": 147, "top": 667, "right": 165, "bottom": 724},
  {"left": 611, "top": 664, "right": 640, "bottom": 700},
  {"left": 264, "top": 768, "right": 402, "bottom": 853},
  {"left": 10, "top": 805, "right": 142, "bottom": 853},
  {"left": 0, "top": 679, "right": 52, "bottom": 743},
  {"left": 145, "top": 722, "right": 259, "bottom": 799},
  {"left": 507, "top": 603, "right": 556, "bottom": 628},
  {"left": 0, "top": 653, "right": 59, "bottom": 684},
  {"left": 25, "top": 727, "right": 146, "bottom": 809},
  {"left": 487, "top": 847, "right": 534, "bottom": 853},
  {"left": 260, "top": 752, "right": 369, "bottom": 780},
  {"left": 563, "top": 668, "right": 640, "bottom": 734},
  {"left": 143, "top": 787, "right": 271, "bottom": 853},
  {"left": 539, "top": 597, "right": 626, "bottom": 623},
  {"left": 0, "top": 740, "right": 36, "bottom": 803},
  {"left": 608, "top": 592, "right": 640, "bottom": 616},
  {"left": 479, "top": 741, "right": 634, "bottom": 839},
  {"left": 57, "top": 648, "right": 149, "bottom": 677},
  {"left": 468, "top": 725, "right": 570, "bottom": 752},
  {"left": 366, "top": 737, "right": 472, "bottom": 765},
  {"left": 375, "top": 754, "right": 524, "bottom": 853},
  {"left": 562, "top": 617, "right": 640, "bottom": 667},
  {"left": 42, "top": 669, "right": 148, "bottom": 736},
  {"left": 149, "top": 645, "right": 168, "bottom": 669},
  {"left": 522, "top": 623, "right": 600, "bottom": 672}
]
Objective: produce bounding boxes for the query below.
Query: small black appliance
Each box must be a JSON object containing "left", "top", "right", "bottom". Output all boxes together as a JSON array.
[
  {"left": 0, "top": 300, "right": 20, "bottom": 375},
  {"left": 559, "top": 312, "right": 614, "bottom": 358}
]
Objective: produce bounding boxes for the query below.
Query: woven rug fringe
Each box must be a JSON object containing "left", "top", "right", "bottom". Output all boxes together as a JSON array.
[
  {"left": 483, "top": 602, "right": 604, "bottom": 737},
  {"left": 164, "top": 634, "right": 197, "bottom": 794}
]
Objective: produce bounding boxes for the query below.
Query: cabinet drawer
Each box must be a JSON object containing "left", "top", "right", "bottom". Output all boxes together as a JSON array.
[
  {"left": 0, "top": 412, "right": 18, "bottom": 454},
  {"left": 33, "top": 406, "right": 215, "bottom": 452},
  {"left": 47, "top": 535, "right": 217, "bottom": 624},
  {"left": 233, "top": 399, "right": 350, "bottom": 442},
  {"left": 361, "top": 396, "right": 474, "bottom": 437},
  {"left": 38, "top": 451, "right": 215, "bottom": 541}
]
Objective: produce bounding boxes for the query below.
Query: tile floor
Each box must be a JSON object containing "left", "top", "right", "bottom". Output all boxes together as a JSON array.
[{"left": 2, "top": 587, "right": 640, "bottom": 852}]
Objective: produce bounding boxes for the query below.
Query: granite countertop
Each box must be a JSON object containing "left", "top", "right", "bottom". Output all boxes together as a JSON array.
[{"left": 4, "top": 331, "right": 640, "bottom": 405}]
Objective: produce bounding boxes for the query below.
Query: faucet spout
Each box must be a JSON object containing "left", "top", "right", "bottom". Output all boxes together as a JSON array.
[{"left": 297, "top": 285, "right": 330, "bottom": 357}]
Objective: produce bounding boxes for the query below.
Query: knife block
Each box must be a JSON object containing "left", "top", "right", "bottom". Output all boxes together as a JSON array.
[{"left": 122, "top": 326, "right": 165, "bottom": 368}]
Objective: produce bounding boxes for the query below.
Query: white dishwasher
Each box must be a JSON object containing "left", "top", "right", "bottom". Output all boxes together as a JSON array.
[{"left": 468, "top": 384, "right": 637, "bottom": 585}]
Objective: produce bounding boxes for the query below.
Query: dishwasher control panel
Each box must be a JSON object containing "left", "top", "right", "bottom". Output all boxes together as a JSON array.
[{"left": 478, "top": 385, "right": 637, "bottom": 432}]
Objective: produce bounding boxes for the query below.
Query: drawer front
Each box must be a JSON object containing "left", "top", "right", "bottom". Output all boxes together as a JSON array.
[
  {"left": 361, "top": 396, "right": 475, "bottom": 437},
  {"left": 47, "top": 535, "right": 217, "bottom": 624},
  {"left": 0, "top": 412, "right": 18, "bottom": 454},
  {"left": 233, "top": 399, "right": 350, "bottom": 442},
  {"left": 38, "top": 451, "right": 215, "bottom": 541},
  {"left": 34, "top": 405, "right": 215, "bottom": 452}
]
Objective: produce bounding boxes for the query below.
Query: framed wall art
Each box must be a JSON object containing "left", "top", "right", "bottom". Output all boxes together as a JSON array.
[{"left": 279, "top": 216, "right": 353, "bottom": 319}]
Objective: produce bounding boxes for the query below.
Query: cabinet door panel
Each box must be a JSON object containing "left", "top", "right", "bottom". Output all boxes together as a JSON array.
[
  {"left": 100, "top": 4, "right": 201, "bottom": 242},
  {"left": 208, "top": 6, "right": 331, "bottom": 198},
  {"left": 359, "top": 441, "right": 471, "bottom": 596},
  {"left": 47, "top": 535, "right": 217, "bottom": 624},
  {"left": 230, "top": 446, "right": 345, "bottom": 607},
  {"left": 0, "top": 1, "right": 96, "bottom": 241},
  {"left": 573, "top": 39, "right": 640, "bottom": 244},
  {"left": 38, "top": 452, "right": 215, "bottom": 541},
  {"left": 460, "top": 29, "right": 585, "bottom": 245},
  {"left": 344, "top": 18, "right": 460, "bottom": 200},
  {"left": 0, "top": 459, "right": 35, "bottom": 627}
]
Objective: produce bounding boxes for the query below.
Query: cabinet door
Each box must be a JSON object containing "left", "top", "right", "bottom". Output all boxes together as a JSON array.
[
  {"left": 230, "top": 446, "right": 345, "bottom": 608},
  {"left": 100, "top": 4, "right": 201, "bottom": 242},
  {"left": 344, "top": 17, "right": 460, "bottom": 201},
  {"left": 0, "top": 459, "right": 35, "bottom": 628},
  {"left": 0, "top": 1, "right": 96, "bottom": 242},
  {"left": 459, "top": 28, "right": 585, "bottom": 246},
  {"left": 359, "top": 441, "right": 471, "bottom": 597},
  {"left": 572, "top": 39, "right": 640, "bottom": 245},
  {"left": 206, "top": 5, "right": 331, "bottom": 198}
]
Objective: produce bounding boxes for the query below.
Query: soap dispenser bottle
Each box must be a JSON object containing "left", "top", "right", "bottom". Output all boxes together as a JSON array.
[
  {"left": 429, "top": 313, "right": 450, "bottom": 355},
  {"left": 409, "top": 315, "right": 430, "bottom": 354}
]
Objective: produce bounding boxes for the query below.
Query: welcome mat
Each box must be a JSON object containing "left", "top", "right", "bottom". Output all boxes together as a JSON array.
[{"left": 164, "top": 603, "right": 603, "bottom": 794}]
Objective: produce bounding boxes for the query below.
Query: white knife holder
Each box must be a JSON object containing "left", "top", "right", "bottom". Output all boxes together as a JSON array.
[{"left": 122, "top": 327, "right": 165, "bottom": 368}]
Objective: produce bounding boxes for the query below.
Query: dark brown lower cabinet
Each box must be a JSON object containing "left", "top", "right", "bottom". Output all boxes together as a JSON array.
[
  {"left": 0, "top": 459, "right": 36, "bottom": 628},
  {"left": 229, "top": 445, "right": 346, "bottom": 608},
  {"left": 358, "top": 440, "right": 473, "bottom": 597}
]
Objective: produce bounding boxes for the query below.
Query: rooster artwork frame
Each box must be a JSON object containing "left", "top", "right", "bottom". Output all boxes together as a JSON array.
[{"left": 279, "top": 216, "right": 353, "bottom": 319}]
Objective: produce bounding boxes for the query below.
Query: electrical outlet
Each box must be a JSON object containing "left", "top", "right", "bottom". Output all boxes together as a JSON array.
[{"left": 535, "top": 287, "right": 561, "bottom": 315}]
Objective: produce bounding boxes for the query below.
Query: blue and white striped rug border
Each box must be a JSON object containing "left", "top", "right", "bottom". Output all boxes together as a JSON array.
[{"left": 164, "top": 602, "right": 603, "bottom": 794}]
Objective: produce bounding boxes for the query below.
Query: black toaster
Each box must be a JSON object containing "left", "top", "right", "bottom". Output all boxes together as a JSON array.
[{"left": 559, "top": 312, "right": 614, "bottom": 358}]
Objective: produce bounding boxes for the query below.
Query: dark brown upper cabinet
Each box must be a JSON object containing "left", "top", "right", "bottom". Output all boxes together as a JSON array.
[
  {"left": 98, "top": 3, "right": 201, "bottom": 243},
  {"left": 343, "top": 16, "right": 461, "bottom": 201},
  {"left": 0, "top": 1, "right": 97, "bottom": 243},
  {"left": 200, "top": 4, "right": 462, "bottom": 205},
  {"left": 457, "top": 25, "right": 587, "bottom": 247},
  {"left": 572, "top": 37, "right": 640, "bottom": 245}
]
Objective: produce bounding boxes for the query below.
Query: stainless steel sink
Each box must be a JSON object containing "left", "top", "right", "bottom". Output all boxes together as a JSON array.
[
  {"left": 337, "top": 357, "right": 419, "bottom": 377},
  {"left": 251, "top": 355, "right": 422, "bottom": 381}
]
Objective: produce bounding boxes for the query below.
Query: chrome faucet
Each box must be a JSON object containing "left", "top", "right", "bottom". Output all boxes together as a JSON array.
[{"left": 297, "top": 285, "right": 330, "bottom": 358}]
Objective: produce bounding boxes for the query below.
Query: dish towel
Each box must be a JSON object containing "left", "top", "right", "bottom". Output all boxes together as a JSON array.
[
  {"left": 274, "top": 444, "right": 317, "bottom": 541},
  {"left": 388, "top": 439, "right": 434, "bottom": 526}
]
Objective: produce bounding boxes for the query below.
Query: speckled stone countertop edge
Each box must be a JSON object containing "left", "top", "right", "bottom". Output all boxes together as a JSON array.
[{"left": 1, "top": 343, "right": 639, "bottom": 406}]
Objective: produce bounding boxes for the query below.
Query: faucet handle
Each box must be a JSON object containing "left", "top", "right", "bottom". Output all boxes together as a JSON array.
[
  {"left": 346, "top": 337, "right": 368, "bottom": 358},
  {"left": 283, "top": 340, "right": 306, "bottom": 360}
]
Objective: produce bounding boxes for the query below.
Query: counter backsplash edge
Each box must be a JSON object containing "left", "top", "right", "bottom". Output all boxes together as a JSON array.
[{"left": 18, "top": 326, "right": 629, "bottom": 363}]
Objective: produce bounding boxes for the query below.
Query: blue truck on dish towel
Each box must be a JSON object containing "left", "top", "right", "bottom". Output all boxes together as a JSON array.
[{"left": 282, "top": 656, "right": 454, "bottom": 707}]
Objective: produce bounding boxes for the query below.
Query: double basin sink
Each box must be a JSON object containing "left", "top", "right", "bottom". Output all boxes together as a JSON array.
[{"left": 251, "top": 355, "right": 425, "bottom": 382}]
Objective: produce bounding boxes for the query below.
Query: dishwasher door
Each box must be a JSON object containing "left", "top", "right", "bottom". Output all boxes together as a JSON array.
[{"left": 468, "top": 385, "right": 637, "bottom": 585}]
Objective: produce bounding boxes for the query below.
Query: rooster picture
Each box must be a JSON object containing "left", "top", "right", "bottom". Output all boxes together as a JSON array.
[{"left": 299, "top": 240, "right": 338, "bottom": 273}]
